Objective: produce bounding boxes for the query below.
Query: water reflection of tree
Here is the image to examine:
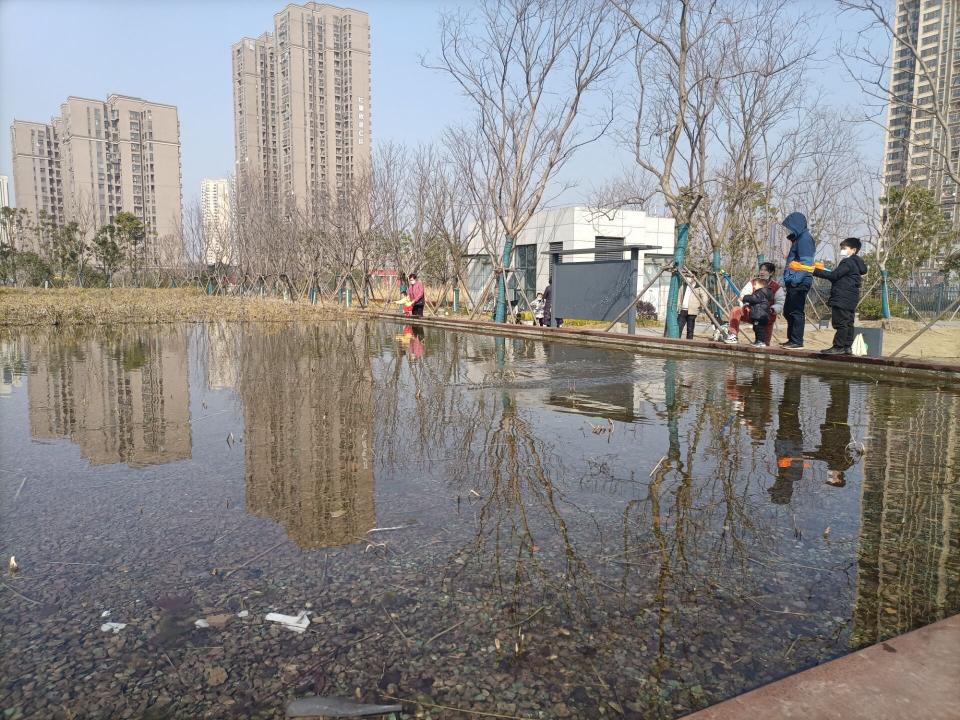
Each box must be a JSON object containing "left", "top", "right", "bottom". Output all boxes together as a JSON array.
[{"left": 239, "top": 322, "right": 376, "bottom": 549}]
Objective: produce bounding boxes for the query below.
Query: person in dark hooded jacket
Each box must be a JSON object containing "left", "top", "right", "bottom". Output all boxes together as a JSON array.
[
  {"left": 781, "top": 212, "right": 816, "bottom": 348},
  {"left": 810, "top": 237, "right": 868, "bottom": 355}
]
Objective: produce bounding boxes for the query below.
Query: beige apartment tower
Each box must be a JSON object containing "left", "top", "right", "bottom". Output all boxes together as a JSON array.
[
  {"left": 201, "top": 177, "right": 234, "bottom": 265},
  {"left": 232, "top": 3, "right": 371, "bottom": 214},
  {"left": 10, "top": 95, "right": 183, "bottom": 263},
  {"left": 883, "top": 0, "right": 960, "bottom": 224}
]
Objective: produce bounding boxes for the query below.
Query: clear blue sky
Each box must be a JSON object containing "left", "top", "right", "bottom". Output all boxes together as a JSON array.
[{"left": 0, "top": 0, "right": 882, "bottom": 208}]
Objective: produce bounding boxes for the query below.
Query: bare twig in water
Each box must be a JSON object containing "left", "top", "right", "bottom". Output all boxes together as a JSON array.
[
  {"left": 424, "top": 619, "right": 466, "bottom": 646},
  {"left": 493, "top": 606, "right": 545, "bottom": 633},
  {"left": 366, "top": 523, "right": 419, "bottom": 534},
  {"left": 1, "top": 582, "right": 41, "bottom": 605},
  {"left": 745, "top": 596, "right": 810, "bottom": 616},
  {"left": 220, "top": 540, "right": 286, "bottom": 578},
  {"left": 212, "top": 522, "right": 247, "bottom": 544},
  {"left": 649, "top": 455, "right": 667, "bottom": 477},
  {"left": 380, "top": 602, "right": 410, "bottom": 647},
  {"left": 383, "top": 695, "right": 535, "bottom": 720},
  {"left": 162, "top": 651, "right": 186, "bottom": 685}
]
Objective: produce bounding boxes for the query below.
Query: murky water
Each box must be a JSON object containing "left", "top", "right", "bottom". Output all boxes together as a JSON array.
[{"left": 1, "top": 321, "right": 958, "bottom": 720}]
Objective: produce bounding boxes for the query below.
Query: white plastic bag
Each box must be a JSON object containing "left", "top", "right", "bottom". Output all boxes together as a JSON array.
[{"left": 851, "top": 333, "right": 867, "bottom": 357}]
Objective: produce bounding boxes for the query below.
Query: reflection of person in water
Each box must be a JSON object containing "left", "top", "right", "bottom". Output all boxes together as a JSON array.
[
  {"left": 771, "top": 374, "right": 805, "bottom": 504},
  {"left": 409, "top": 325, "right": 425, "bottom": 360},
  {"left": 724, "top": 367, "right": 773, "bottom": 443},
  {"left": 810, "top": 379, "right": 853, "bottom": 487}
]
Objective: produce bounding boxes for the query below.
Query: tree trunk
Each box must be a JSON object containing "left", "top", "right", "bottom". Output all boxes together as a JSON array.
[{"left": 664, "top": 224, "right": 689, "bottom": 338}]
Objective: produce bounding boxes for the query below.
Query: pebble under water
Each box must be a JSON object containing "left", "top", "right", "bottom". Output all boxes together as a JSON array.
[{"left": 1, "top": 320, "right": 958, "bottom": 719}]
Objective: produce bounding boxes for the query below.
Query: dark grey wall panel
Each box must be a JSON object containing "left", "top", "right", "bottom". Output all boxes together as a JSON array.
[{"left": 553, "top": 260, "right": 636, "bottom": 322}]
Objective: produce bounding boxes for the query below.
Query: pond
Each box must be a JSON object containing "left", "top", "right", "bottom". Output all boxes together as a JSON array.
[{"left": 1, "top": 320, "right": 958, "bottom": 719}]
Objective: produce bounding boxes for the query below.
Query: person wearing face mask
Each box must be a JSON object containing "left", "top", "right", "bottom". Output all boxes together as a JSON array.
[
  {"left": 781, "top": 212, "right": 817, "bottom": 348},
  {"left": 805, "top": 237, "right": 867, "bottom": 355}
]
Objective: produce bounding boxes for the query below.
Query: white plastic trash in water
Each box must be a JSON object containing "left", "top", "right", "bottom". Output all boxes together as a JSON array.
[
  {"left": 100, "top": 622, "right": 127, "bottom": 634},
  {"left": 265, "top": 610, "right": 310, "bottom": 634}
]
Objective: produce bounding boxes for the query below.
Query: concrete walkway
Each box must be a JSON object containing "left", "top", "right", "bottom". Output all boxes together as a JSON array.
[{"left": 683, "top": 614, "right": 960, "bottom": 720}]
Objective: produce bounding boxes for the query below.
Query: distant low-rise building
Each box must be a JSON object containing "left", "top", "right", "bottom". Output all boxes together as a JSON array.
[
  {"left": 466, "top": 206, "right": 676, "bottom": 316},
  {"left": 10, "top": 94, "right": 183, "bottom": 265}
]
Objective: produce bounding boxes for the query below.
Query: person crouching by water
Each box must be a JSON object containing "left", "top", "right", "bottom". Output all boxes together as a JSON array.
[
  {"left": 407, "top": 273, "right": 425, "bottom": 317},
  {"left": 809, "top": 237, "right": 867, "bottom": 356},
  {"left": 741, "top": 278, "right": 774, "bottom": 347},
  {"left": 724, "top": 262, "right": 784, "bottom": 345}
]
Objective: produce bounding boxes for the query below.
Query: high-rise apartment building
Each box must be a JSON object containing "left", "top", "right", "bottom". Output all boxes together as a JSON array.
[
  {"left": 201, "top": 178, "right": 234, "bottom": 265},
  {"left": 883, "top": 0, "right": 960, "bottom": 224},
  {"left": 232, "top": 3, "right": 371, "bottom": 214},
  {"left": 10, "top": 95, "right": 183, "bottom": 263},
  {"left": 0, "top": 175, "right": 9, "bottom": 246}
]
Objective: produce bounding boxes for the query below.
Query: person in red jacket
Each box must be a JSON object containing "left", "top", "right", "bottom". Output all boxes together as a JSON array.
[{"left": 407, "top": 273, "right": 425, "bottom": 317}]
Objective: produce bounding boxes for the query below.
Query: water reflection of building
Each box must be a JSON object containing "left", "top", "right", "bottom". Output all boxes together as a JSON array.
[
  {"left": 206, "top": 322, "right": 239, "bottom": 390},
  {"left": 240, "top": 324, "right": 375, "bottom": 549},
  {"left": 26, "top": 328, "right": 192, "bottom": 467},
  {"left": 1, "top": 337, "right": 25, "bottom": 396},
  {"left": 852, "top": 385, "right": 960, "bottom": 648},
  {"left": 544, "top": 344, "right": 640, "bottom": 422}
]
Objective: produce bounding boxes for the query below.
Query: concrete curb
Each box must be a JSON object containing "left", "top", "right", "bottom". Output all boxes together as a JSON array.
[{"left": 351, "top": 309, "right": 960, "bottom": 383}]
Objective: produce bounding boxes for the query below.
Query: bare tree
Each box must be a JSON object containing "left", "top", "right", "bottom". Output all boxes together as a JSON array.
[{"left": 429, "top": 0, "right": 626, "bottom": 322}]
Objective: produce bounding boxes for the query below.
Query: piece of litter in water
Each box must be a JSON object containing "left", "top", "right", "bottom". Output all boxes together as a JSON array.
[
  {"left": 237, "top": 610, "right": 250, "bottom": 618},
  {"left": 194, "top": 619, "right": 211, "bottom": 629},
  {"left": 286, "top": 696, "right": 403, "bottom": 718},
  {"left": 329, "top": 509, "right": 346, "bottom": 518},
  {"left": 265, "top": 610, "right": 310, "bottom": 634},
  {"left": 101, "top": 610, "right": 111, "bottom": 618},
  {"left": 100, "top": 622, "right": 126, "bottom": 634}
]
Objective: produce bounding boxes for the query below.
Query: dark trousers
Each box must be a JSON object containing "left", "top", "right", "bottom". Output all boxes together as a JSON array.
[
  {"left": 831, "top": 306, "right": 855, "bottom": 350},
  {"left": 411, "top": 302, "right": 424, "bottom": 317},
  {"left": 677, "top": 310, "right": 697, "bottom": 339},
  {"left": 783, "top": 285, "right": 810, "bottom": 345},
  {"left": 752, "top": 319, "right": 768, "bottom": 344}
]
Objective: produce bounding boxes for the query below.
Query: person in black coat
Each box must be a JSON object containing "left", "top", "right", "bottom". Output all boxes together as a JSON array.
[
  {"left": 810, "top": 378, "right": 854, "bottom": 487},
  {"left": 809, "top": 237, "right": 868, "bottom": 355},
  {"left": 741, "top": 278, "right": 775, "bottom": 347}
]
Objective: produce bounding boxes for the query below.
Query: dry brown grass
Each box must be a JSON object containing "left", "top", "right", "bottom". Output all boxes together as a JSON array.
[{"left": 0, "top": 288, "right": 339, "bottom": 327}]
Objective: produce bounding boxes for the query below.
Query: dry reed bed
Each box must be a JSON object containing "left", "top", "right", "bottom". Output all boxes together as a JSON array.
[{"left": 0, "top": 288, "right": 339, "bottom": 327}]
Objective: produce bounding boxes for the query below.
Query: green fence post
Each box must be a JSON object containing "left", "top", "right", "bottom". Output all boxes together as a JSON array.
[
  {"left": 345, "top": 286, "right": 352, "bottom": 307},
  {"left": 664, "top": 224, "right": 689, "bottom": 338},
  {"left": 453, "top": 286, "right": 461, "bottom": 313},
  {"left": 880, "top": 269, "right": 891, "bottom": 319}
]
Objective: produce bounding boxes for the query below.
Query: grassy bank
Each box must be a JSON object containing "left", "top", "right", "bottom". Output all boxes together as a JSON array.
[{"left": 0, "top": 288, "right": 337, "bottom": 326}]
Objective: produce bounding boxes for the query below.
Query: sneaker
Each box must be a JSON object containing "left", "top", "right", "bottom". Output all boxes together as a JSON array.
[
  {"left": 780, "top": 342, "right": 803, "bottom": 349},
  {"left": 752, "top": 341, "right": 766, "bottom": 347},
  {"left": 723, "top": 333, "right": 738, "bottom": 344}
]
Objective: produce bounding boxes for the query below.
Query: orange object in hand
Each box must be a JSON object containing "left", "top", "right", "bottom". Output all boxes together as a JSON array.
[{"left": 777, "top": 456, "right": 793, "bottom": 468}]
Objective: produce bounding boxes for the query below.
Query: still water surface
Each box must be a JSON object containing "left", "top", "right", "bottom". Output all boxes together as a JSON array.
[{"left": 1, "top": 321, "right": 958, "bottom": 719}]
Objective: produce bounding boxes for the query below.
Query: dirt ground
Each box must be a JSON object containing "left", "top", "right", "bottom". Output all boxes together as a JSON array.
[{"left": 630, "top": 317, "right": 960, "bottom": 362}]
